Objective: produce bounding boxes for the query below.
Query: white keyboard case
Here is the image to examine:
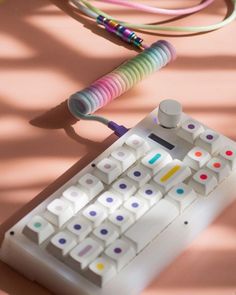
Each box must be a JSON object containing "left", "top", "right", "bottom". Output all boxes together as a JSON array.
[{"left": 1, "top": 106, "right": 236, "bottom": 295}]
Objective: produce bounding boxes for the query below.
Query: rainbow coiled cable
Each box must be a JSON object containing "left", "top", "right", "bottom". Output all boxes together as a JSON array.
[{"left": 68, "top": 40, "right": 176, "bottom": 130}]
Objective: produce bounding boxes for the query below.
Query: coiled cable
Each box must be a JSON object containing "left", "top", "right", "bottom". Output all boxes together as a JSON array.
[{"left": 68, "top": 40, "right": 176, "bottom": 126}]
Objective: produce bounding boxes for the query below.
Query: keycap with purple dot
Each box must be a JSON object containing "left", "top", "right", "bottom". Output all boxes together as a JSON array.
[
  {"left": 178, "top": 119, "right": 204, "bottom": 143},
  {"left": 47, "top": 231, "right": 77, "bottom": 258},
  {"left": 137, "top": 183, "right": 162, "bottom": 206},
  {"left": 108, "top": 209, "right": 134, "bottom": 233},
  {"left": 97, "top": 191, "right": 122, "bottom": 213},
  {"left": 196, "top": 129, "right": 222, "bottom": 154},
  {"left": 67, "top": 217, "right": 92, "bottom": 242},
  {"left": 124, "top": 197, "right": 149, "bottom": 219},
  {"left": 104, "top": 239, "right": 136, "bottom": 271},
  {"left": 92, "top": 223, "right": 119, "bottom": 246},
  {"left": 112, "top": 178, "right": 137, "bottom": 200},
  {"left": 82, "top": 204, "right": 107, "bottom": 227},
  {"left": 127, "top": 165, "right": 151, "bottom": 187}
]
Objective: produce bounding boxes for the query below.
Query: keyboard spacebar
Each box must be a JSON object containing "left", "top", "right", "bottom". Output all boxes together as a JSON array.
[{"left": 123, "top": 199, "right": 178, "bottom": 252}]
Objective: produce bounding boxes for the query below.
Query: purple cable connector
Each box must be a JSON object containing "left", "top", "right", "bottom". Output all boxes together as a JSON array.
[{"left": 108, "top": 121, "right": 129, "bottom": 137}]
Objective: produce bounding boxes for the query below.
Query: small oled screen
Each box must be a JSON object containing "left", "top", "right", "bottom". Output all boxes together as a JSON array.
[{"left": 148, "top": 133, "right": 175, "bottom": 150}]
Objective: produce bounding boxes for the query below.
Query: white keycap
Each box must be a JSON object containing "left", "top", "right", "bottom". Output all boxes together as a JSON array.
[
  {"left": 137, "top": 183, "right": 162, "bottom": 207},
  {"left": 123, "top": 199, "right": 178, "bottom": 252},
  {"left": 82, "top": 204, "right": 107, "bottom": 227},
  {"left": 44, "top": 199, "right": 74, "bottom": 227},
  {"left": 219, "top": 146, "right": 236, "bottom": 170},
  {"left": 108, "top": 209, "right": 134, "bottom": 233},
  {"left": 111, "top": 178, "right": 137, "bottom": 200},
  {"left": 67, "top": 216, "right": 92, "bottom": 242},
  {"left": 153, "top": 160, "right": 191, "bottom": 193},
  {"left": 61, "top": 186, "right": 89, "bottom": 214},
  {"left": 91, "top": 222, "right": 119, "bottom": 247},
  {"left": 195, "top": 129, "right": 222, "bottom": 154},
  {"left": 87, "top": 256, "right": 116, "bottom": 287},
  {"left": 67, "top": 238, "right": 103, "bottom": 270},
  {"left": 189, "top": 169, "right": 217, "bottom": 195},
  {"left": 110, "top": 146, "right": 136, "bottom": 171},
  {"left": 177, "top": 119, "right": 204, "bottom": 143},
  {"left": 141, "top": 148, "right": 172, "bottom": 175},
  {"left": 206, "top": 157, "right": 230, "bottom": 182},
  {"left": 126, "top": 164, "right": 151, "bottom": 187},
  {"left": 123, "top": 196, "right": 149, "bottom": 220},
  {"left": 47, "top": 231, "right": 77, "bottom": 260},
  {"left": 94, "top": 158, "right": 122, "bottom": 184},
  {"left": 124, "top": 134, "right": 150, "bottom": 158},
  {"left": 78, "top": 173, "right": 104, "bottom": 199},
  {"left": 183, "top": 146, "right": 211, "bottom": 170},
  {"left": 165, "top": 183, "right": 197, "bottom": 213},
  {"left": 104, "top": 239, "right": 136, "bottom": 271},
  {"left": 23, "top": 215, "right": 55, "bottom": 244},
  {"left": 96, "top": 191, "right": 122, "bottom": 213}
]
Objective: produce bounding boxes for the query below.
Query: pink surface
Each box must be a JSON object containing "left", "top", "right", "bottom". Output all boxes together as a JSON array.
[{"left": 0, "top": 0, "right": 236, "bottom": 294}]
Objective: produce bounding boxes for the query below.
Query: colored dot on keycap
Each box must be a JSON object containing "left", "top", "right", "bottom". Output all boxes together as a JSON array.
[
  {"left": 114, "top": 247, "right": 122, "bottom": 254},
  {"left": 59, "top": 238, "right": 66, "bottom": 244},
  {"left": 226, "top": 150, "right": 233, "bottom": 156},
  {"left": 131, "top": 202, "right": 139, "bottom": 208},
  {"left": 200, "top": 174, "right": 208, "bottom": 180},
  {"left": 104, "top": 163, "right": 111, "bottom": 169},
  {"left": 206, "top": 134, "right": 214, "bottom": 140},
  {"left": 119, "top": 183, "right": 127, "bottom": 189},
  {"left": 117, "top": 151, "right": 125, "bottom": 157},
  {"left": 100, "top": 229, "right": 108, "bottom": 235},
  {"left": 145, "top": 189, "right": 153, "bottom": 195},
  {"left": 213, "top": 162, "right": 221, "bottom": 168},
  {"left": 176, "top": 188, "right": 184, "bottom": 195},
  {"left": 116, "top": 215, "right": 124, "bottom": 221},
  {"left": 195, "top": 151, "right": 202, "bottom": 157},
  {"left": 74, "top": 224, "right": 81, "bottom": 230},
  {"left": 134, "top": 171, "right": 141, "bottom": 177},
  {"left": 188, "top": 124, "right": 195, "bottom": 129},
  {"left": 96, "top": 263, "right": 105, "bottom": 271},
  {"left": 86, "top": 179, "right": 93, "bottom": 184},
  {"left": 106, "top": 197, "right": 113, "bottom": 203},
  {"left": 89, "top": 211, "right": 97, "bottom": 216},
  {"left": 34, "top": 222, "right": 42, "bottom": 228}
]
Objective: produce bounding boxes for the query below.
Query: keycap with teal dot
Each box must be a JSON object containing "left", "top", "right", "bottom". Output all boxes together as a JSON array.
[
  {"left": 34, "top": 222, "right": 42, "bottom": 229},
  {"left": 176, "top": 188, "right": 184, "bottom": 195},
  {"left": 148, "top": 153, "right": 161, "bottom": 165}
]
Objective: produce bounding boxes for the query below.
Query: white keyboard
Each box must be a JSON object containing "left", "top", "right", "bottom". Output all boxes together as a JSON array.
[{"left": 1, "top": 100, "right": 236, "bottom": 295}]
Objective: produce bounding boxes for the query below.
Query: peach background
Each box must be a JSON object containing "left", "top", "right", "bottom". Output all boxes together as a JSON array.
[{"left": 0, "top": 0, "right": 236, "bottom": 294}]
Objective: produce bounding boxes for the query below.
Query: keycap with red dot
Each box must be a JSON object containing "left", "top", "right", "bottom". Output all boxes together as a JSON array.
[
  {"left": 219, "top": 146, "right": 236, "bottom": 170},
  {"left": 189, "top": 169, "right": 217, "bottom": 195},
  {"left": 205, "top": 157, "right": 230, "bottom": 182}
]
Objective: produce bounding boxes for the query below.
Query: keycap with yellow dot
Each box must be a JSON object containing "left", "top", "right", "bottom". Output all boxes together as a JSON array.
[{"left": 87, "top": 256, "right": 116, "bottom": 286}]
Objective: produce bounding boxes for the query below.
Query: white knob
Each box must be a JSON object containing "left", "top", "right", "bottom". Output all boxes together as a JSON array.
[{"left": 157, "top": 99, "right": 182, "bottom": 128}]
